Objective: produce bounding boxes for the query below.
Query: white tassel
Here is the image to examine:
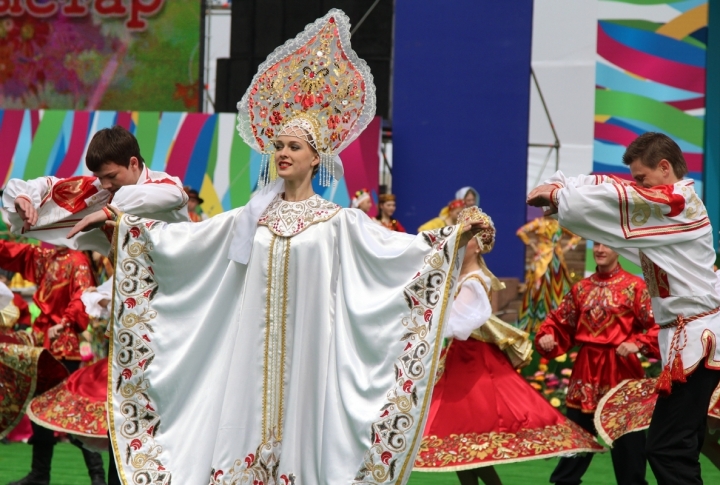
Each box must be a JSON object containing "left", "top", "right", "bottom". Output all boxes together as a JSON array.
[
  {"left": 259, "top": 153, "right": 270, "bottom": 188},
  {"left": 319, "top": 154, "right": 334, "bottom": 187}
]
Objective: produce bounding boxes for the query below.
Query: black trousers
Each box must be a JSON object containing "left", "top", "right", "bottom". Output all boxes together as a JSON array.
[
  {"left": 646, "top": 365, "right": 720, "bottom": 485},
  {"left": 550, "top": 407, "right": 648, "bottom": 485}
]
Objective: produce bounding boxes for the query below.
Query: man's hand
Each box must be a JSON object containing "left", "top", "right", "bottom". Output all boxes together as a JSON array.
[
  {"left": 14, "top": 196, "right": 38, "bottom": 232},
  {"left": 458, "top": 220, "right": 490, "bottom": 248},
  {"left": 103, "top": 204, "right": 122, "bottom": 228},
  {"left": 537, "top": 334, "right": 556, "bottom": 352},
  {"left": 616, "top": 341, "right": 639, "bottom": 357},
  {"left": 527, "top": 184, "right": 556, "bottom": 206},
  {"left": 47, "top": 323, "right": 64, "bottom": 340},
  {"left": 527, "top": 184, "right": 558, "bottom": 215},
  {"left": 66, "top": 209, "right": 109, "bottom": 239}
]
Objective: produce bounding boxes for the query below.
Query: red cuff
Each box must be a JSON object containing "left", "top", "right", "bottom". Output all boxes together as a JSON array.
[
  {"left": 549, "top": 188, "right": 560, "bottom": 209},
  {"left": 14, "top": 194, "right": 33, "bottom": 205}
]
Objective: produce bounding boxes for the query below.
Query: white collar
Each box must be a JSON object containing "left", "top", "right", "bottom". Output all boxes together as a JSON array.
[{"left": 227, "top": 180, "right": 286, "bottom": 264}]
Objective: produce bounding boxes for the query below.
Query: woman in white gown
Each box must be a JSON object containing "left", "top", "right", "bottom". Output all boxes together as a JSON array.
[{"left": 105, "top": 10, "right": 482, "bottom": 485}]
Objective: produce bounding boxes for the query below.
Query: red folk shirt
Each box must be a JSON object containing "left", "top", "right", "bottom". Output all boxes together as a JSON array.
[
  {"left": 535, "top": 265, "right": 659, "bottom": 413},
  {"left": 0, "top": 241, "right": 94, "bottom": 360},
  {"left": 379, "top": 218, "right": 406, "bottom": 232},
  {"left": 13, "top": 292, "right": 31, "bottom": 327}
]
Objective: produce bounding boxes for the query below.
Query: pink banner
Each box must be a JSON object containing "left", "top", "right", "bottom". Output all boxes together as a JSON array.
[
  {"left": 597, "top": 24, "right": 705, "bottom": 93},
  {"left": 340, "top": 116, "right": 382, "bottom": 216}
]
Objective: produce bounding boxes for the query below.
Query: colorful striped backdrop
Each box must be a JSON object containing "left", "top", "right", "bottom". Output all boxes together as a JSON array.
[
  {"left": 587, "top": 0, "right": 709, "bottom": 275},
  {"left": 0, "top": 110, "right": 381, "bottom": 217},
  {"left": 593, "top": 0, "right": 708, "bottom": 188}
]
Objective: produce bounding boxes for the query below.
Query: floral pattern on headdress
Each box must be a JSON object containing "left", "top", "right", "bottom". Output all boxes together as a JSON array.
[
  {"left": 458, "top": 207, "right": 496, "bottom": 254},
  {"left": 351, "top": 188, "right": 371, "bottom": 208},
  {"left": 236, "top": 9, "right": 376, "bottom": 187},
  {"left": 448, "top": 200, "right": 465, "bottom": 211}
]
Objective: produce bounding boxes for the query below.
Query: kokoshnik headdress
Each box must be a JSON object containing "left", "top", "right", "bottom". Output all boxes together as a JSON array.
[
  {"left": 458, "top": 206, "right": 505, "bottom": 291},
  {"left": 236, "top": 9, "right": 376, "bottom": 187},
  {"left": 228, "top": 10, "right": 376, "bottom": 265},
  {"left": 351, "top": 188, "right": 371, "bottom": 208}
]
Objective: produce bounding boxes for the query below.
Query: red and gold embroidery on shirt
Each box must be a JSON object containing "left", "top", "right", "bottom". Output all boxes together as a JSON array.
[
  {"left": 48, "top": 176, "right": 100, "bottom": 214},
  {"left": 639, "top": 252, "right": 670, "bottom": 299},
  {"left": 614, "top": 181, "right": 709, "bottom": 240}
]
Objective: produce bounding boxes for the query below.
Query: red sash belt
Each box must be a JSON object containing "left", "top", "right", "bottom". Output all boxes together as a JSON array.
[{"left": 655, "top": 306, "right": 720, "bottom": 395}]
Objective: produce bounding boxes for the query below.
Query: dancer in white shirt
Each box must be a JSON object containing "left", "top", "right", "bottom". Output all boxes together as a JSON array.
[
  {"left": 3, "top": 125, "right": 188, "bottom": 254},
  {"left": 528, "top": 132, "right": 720, "bottom": 485}
]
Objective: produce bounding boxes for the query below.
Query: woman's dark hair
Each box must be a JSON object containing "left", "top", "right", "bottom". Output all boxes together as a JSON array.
[
  {"left": 86, "top": 126, "right": 145, "bottom": 172},
  {"left": 622, "top": 132, "right": 688, "bottom": 178}
]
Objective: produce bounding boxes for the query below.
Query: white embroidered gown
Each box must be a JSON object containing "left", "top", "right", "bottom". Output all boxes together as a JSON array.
[{"left": 108, "top": 194, "right": 462, "bottom": 485}]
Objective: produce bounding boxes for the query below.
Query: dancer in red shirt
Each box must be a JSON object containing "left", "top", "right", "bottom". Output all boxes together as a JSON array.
[{"left": 536, "top": 243, "right": 659, "bottom": 485}]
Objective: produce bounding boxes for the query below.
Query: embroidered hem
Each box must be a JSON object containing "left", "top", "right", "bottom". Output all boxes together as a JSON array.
[
  {"left": 0, "top": 343, "right": 68, "bottom": 439},
  {"left": 414, "top": 422, "right": 604, "bottom": 471},
  {"left": 28, "top": 382, "right": 107, "bottom": 437},
  {"left": 594, "top": 378, "right": 656, "bottom": 447}
]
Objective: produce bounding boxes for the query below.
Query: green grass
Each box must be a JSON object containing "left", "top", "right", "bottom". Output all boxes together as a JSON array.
[
  {"left": 410, "top": 452, "right": 720, "bottom": 485},
  {"left": 0, "top": 442, "right": 109, "bottom": 484},
  {"left": 1, "top": 443, "right": 720, "bottom": 484}
]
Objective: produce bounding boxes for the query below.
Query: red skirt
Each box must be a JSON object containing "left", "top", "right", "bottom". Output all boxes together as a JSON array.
[
  {"left": 596, "top": 378, "right": 720, "bottom": 446},
  {"left": 414, "top": 338, "right": 603, "bottom": 471},
  {"left": 0, "top": 341, "right": 68, "bottom": 439},
  {"left": 28, "top": 357, "right": 108, "bottom": 438}
]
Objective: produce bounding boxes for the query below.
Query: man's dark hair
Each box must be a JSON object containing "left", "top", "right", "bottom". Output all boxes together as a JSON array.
[
  {"left": 622, "top": 132, "right": 688, "bottom": 178},
  {"left": 85, "top": 125, "right": 145, "bottom": 172}
]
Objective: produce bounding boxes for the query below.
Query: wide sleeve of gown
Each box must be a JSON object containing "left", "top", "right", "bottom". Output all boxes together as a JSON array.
[{"left": 108, "top": 207, "right": 462, "bottom": 485}]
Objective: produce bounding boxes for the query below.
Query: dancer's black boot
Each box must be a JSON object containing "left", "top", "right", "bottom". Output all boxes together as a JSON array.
[{"left": 6, "top": 443, "right": 53, "bottom": 485}]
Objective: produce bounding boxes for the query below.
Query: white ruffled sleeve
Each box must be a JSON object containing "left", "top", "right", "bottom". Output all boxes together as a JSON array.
[
  {"left": 2, "top": 176, "right": 57, "bottom": 212},
  {"left": 544, "top": 170, "right": 611, "bottom": 188},
  {"left": 111, "top": 181, "right": 187, "bottom": 215},
  {"left": 81, "top": 278, "right": 113, "bottom": 319},
  {"left": 0, "top": 281, "right": 13, "bottom": 310},
  {"left": 443, "top": 277, "right": 491, "bottom": 340}
]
